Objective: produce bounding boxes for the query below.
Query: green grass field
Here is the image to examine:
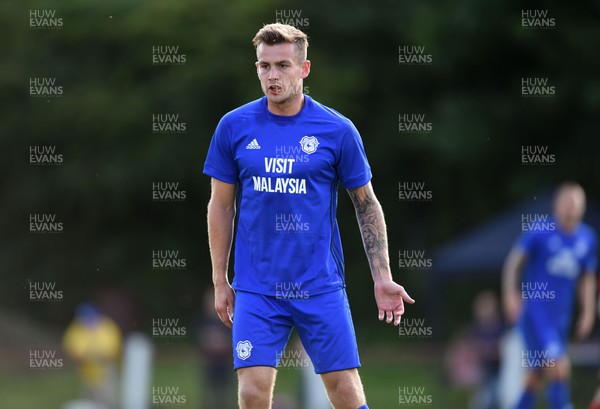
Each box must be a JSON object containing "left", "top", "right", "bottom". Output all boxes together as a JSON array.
[
  {"left": 0, "top": 343, "right": 449, "bottom": 408},
  {"left": 0, "top": 344, "right": 597, "bottom": 408}
]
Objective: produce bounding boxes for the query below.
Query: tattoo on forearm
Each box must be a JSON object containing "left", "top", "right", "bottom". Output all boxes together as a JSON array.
[{"left": 348, "top": 186, "right": 390, "bottom": 279}]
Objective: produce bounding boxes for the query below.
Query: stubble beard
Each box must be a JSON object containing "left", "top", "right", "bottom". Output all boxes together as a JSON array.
[{"left": 264, "top": 84, "right": 303, "bottom": 109}]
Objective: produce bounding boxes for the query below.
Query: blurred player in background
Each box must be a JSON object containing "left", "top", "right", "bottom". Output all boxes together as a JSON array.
[
  {"left": 502, "top": 182, "right": 597, "bottom": 409},
  {"left": 63, "top": 303, "right": 122, "bottom": 409},
  {"left": 196, "top": 288, "right": 235, "bottom": 409},
  {"left": 443, "top": 291, "right": 503, "bottom": 409},
  {"left": 204, "top": 23, "right": 414, "bottom": 409},
  {"left": 469, "top": 291, "right": 504, "bottom": 409}
]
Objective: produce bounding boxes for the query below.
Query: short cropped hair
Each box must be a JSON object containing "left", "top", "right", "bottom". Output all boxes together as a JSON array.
[
  {"left": 252, "top": 23, "right": 309, "bottom": 62},
  {"left": 553, "top": 181, "right": 585, "bottom": 202}
]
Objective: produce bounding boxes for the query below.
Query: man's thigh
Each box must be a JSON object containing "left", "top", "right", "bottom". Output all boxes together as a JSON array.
[
  {"left": 237, "top": 366, "right": 277, "bottom": 390},
  {"left": 237, "top": 366, "right": 278, "bottom": 408},
  {"left": 292, "top": 289, "right": 361, "bottom": 374},
  {"left": 232, "top": 291, "right": 293, "bottom": 370},
  {"left": 520, "top": 317, "right": 567, "bottom": 362}
]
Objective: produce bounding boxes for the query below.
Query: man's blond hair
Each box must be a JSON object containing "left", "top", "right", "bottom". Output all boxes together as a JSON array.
[{"left": 252, "top": 23, "right": 308, "bottom": 62}]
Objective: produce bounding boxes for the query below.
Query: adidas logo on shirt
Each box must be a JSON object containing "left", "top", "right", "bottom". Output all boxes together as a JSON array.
[{"left": 246, "top": 139, "right": 261, "bottom": 150}]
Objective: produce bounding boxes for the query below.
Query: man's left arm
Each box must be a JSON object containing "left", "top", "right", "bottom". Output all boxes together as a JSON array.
[
  {"left": 576, "top": 272, "right": 596, "bottom": 340},
  {"left": 347, "top": 182, "right": 415, "bottom": 326}
]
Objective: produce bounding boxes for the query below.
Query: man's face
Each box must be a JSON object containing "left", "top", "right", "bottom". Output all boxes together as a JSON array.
[
  {"left": 553, "top": 188, "right": 586, "bottom": 232},
  {"left": 255, "top": 42, "right": 310, "bottom": 107}
]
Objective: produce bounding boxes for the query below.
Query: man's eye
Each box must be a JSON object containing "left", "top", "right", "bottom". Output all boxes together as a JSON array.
[{"left": 280, "top": 64, "right": 288, "bottom": 68}]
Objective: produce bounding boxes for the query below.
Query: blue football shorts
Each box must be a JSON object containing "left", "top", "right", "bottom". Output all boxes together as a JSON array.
[
  {"left": 232, "top": 289, "right": 361, "bottom": 374},
  {"left": 518, "top": 308, "right": 570, "bottom": 367}
]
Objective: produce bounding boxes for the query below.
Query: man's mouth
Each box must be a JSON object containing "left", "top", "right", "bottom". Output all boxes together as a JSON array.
[{"left": 268, "top": 84, "right": 282, "bottom": 94}]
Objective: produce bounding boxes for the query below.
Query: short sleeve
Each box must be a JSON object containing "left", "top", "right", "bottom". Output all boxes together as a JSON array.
[
  {"left": 203, "top": 116, "right": 237, "bottom": 184},
  {"left": 515, "top": 232, "right": 536, "bottom": 257},
  {"left": 337, "top": 122, "right": 372, "bottom": 189}
]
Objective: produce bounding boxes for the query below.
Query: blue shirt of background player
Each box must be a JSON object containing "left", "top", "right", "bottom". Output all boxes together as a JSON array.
[
  {"left": 516, "top": 216, "right": 597, "bottom": 329},
  {"left": 203, "top": 95, "right": 372, "bottom": 297}
]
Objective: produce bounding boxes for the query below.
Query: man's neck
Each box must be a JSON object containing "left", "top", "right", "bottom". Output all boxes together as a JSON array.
[
  {"left": 557, "top": 220, "right": 578, "bottom": 235},
  {"left": 268, "top": 94, "right": 305, "bottom": 116}
]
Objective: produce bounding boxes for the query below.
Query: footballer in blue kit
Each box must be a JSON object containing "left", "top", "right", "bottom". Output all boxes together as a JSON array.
[
  {"left": 204, "top": 23, "right": 414, "bottom": 409},
  {"left": 204, "top": 95, "right": 372, "bottom": 296},
  {"left": 502, "top": 183, "right": 597, "bottom": 409}
]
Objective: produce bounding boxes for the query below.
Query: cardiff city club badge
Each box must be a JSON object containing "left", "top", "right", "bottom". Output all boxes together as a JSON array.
[
  {"left": 236, "top": 340, "right": 253, "bottom": 360},
  {"left": 299, "top": 136, "right": 319, "bottom": 155}
]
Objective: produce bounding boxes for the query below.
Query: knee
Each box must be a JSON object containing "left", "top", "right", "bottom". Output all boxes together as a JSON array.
[
  {"left": 325, "top": 372, "right": 365, "bottom": 405},
  {"left": 332, "top": 377, "right": 360, "bottom": 396},
  {"left": 238, "top": 379, "right": 271, "bottom": 407},
  {"left": 524, "top": 371, "right": 543, "bottom": 391},
  {"left": 547, "top": 357, "right": 570, "bottom": 381}
]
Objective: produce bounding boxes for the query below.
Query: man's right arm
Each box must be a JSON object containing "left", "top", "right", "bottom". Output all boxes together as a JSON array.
[
  {"left": 207, "top": 178, "right": 237, "bottom": 328},
  {"left": 501, "top": 248, "right": 526, "bottom": 325}
]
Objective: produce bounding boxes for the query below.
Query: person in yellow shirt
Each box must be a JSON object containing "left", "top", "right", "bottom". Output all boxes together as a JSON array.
[{"left": 63, "top": 303, "right": 122, "bottom": 409}]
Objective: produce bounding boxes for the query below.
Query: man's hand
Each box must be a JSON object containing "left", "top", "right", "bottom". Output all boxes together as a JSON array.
[
  {"left": 374, "top": 280, "right": 415, "bottom": 326},
  {"left": 214, "top": 282, "right": 235, "bottom": 329}
]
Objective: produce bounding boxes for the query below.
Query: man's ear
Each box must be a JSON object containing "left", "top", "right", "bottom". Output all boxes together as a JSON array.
[{"left": 301, "top": 60, "right": 311, "bottom": 79}]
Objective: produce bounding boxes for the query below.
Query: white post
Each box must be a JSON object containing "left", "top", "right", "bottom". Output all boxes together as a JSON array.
[
  {"left": 301, "top": 362, "right": 332, "bottom": 409},
  {"left": 499, "top": 328, "right": 525, "bottom": 409},
  {"left": 121, "top": 333, "right": 153, "bottom": 409}
]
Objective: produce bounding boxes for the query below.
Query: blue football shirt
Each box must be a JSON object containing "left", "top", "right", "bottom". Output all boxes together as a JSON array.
[
  {"left": 516, "top": 218, "right": 597, "bottom": 325},
  {"left": 203, "top": 96, "right": 372, "bottom": 296}
]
